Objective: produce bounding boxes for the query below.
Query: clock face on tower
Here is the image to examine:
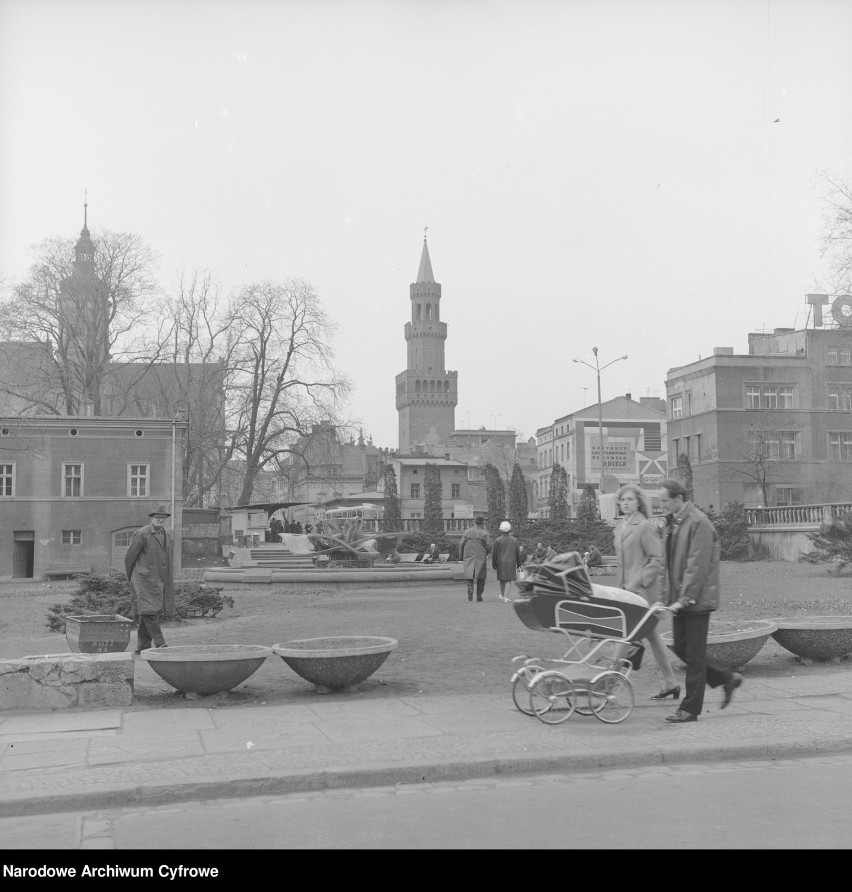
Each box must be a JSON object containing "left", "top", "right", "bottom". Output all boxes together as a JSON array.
[{"left": 425, "top": 346, "right": 436, "bottom": 362}]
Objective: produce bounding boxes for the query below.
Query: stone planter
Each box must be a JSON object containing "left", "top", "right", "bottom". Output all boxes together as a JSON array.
[
  {"left": 272, "top": 636, "right": 398, "bottom": 693},
  {"left": 65, "top": 614, "right": 133, "bottom": 654},
  {"left": 663, "top": 619, "right": 777, "bottom": 670},
  {"left": 140, "top": 644, "right": 272, "bottom": 697},
  {"left": 772, "top": 617, "right": 852, "bottom": 664}
]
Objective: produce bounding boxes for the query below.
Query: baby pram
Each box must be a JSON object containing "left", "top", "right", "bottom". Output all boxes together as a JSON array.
[{"left": 511, "top": 551, "right": 663, "bottom": 724}]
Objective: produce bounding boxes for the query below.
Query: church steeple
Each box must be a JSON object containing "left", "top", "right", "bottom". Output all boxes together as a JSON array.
[{"left": 73, "top": 193, "right": 95, "bottom": 272}]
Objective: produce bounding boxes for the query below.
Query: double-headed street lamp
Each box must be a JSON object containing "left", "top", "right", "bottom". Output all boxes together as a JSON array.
[{"left": 572, "top": 348, "right": 628, "bottom": 495}]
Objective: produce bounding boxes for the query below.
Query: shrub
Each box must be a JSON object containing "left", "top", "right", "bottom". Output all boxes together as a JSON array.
[
  {"left": 46, "top": 573, "right": 234, "bottom": 633},
  {"left": 804, "top": 511, "right": 852, "bottom": 575},
  {"left": 711, "top": 501, "right": 752, "bottom": 562},
  {"left": 514, "top": 518, "right": 614, "bottom": 556}
]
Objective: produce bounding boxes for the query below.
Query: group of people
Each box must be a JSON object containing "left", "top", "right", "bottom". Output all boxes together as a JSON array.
[
  {"left": 458, "top": 478, "right": 742, "bottom": 723},
  {"left": 268, "top": 517, "right": 324, "bottom": 541}
]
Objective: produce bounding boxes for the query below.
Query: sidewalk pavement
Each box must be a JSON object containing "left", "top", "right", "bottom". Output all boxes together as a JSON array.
[{"left": 1, "top": 665, "right": 852, "bottom": 819}]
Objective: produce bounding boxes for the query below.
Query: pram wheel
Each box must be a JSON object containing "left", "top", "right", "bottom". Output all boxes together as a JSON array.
[
  {"left": 511, "top": 668, "right": 541, "bottom": 716},
  {"left": 588, "top": 672, "right": 634, "bottom": 724},
  {"left": 529, "top": 671, "right": 576, "bottom": 724}
]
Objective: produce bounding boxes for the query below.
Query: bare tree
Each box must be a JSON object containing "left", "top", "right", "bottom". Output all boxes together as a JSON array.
[
  {"left": 817, "top": 173, "right": 852, "bottom": 287},
  {"left": 224, "top": 279, "right": 351, "bottom": 505},
  {"left": 0, "top": 230, "right": 159, "bottom": 415}
]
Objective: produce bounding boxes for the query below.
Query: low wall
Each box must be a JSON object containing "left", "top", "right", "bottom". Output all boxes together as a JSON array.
[
  {"left": 0, "top": 652, "right": 134, "bottom": 711},
  {"left": 748, "top": 526, "right": 818, "bottom": 562},
  {"left": 203, "top": 565, "right": 465, "bottom": 585}
]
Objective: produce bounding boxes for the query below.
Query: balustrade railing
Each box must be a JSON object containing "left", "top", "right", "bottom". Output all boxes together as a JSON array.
[{"left": 745, "top": 503, "right": 852, "bottom": 527}]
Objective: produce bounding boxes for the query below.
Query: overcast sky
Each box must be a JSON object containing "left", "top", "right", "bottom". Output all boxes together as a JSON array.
[{"left": 1, "top": 0, "right": 851, "bottom": 446}]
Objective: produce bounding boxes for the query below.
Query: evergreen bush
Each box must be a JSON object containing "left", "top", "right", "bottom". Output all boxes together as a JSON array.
[
  {"left": 712, "top": 501, "right": 752, "bottom": 562},
  {"left": 380, "top": 465, "right": 402, "bottom": 532},
  {"left": 46, "top": 573, "right": 234, "bottom": 633},
  {"left": 423, "top": 463, "right": 444, "bottom": 535},
  {"left": 804, "top": 511, "right": 852, "bottom": 574}
]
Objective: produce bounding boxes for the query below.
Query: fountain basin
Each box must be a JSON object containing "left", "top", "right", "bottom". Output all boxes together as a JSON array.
[
  {"left": 272, "top": 636, "right": 397, "bottom": 693},
  {"left": 663, "top": 619, "right": 777, "bottom": 670},
  {"left": 772, "top": 617, "right": 852, "bottom": 662},
  {"left": 140, "top": 644, "right": 272, "bottom": 696}
]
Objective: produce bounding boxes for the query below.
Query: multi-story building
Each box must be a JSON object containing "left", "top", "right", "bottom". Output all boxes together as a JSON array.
[
  {"left": 0, "top": 415, "right": 186, "bottom": 580},
  {"left": 534, "top": 395, "right": 667, "bottom": 517},
  {"left": 665, "top": 304, "right": 852, "bottom": 508},
  {"left": 389, "top": 454, "right": 472, "bottom": 523}
]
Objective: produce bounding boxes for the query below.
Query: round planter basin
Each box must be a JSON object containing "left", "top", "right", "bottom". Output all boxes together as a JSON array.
[
  {"left": 772, "top": 617, "right": 852, "bottom": 663},
  {"left": 141, "top": 645, "right": 272, "bottom": 696},
  {"left": 272, "top": 636, "right": 398, "bottom": 693},
  {"left": 663, "top": 620, "right": 777, "bottom": 670}
]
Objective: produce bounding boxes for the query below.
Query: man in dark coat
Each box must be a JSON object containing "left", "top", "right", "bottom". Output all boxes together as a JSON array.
[
  {"left": 125, "top": 505, "right": 175, "bottom": 653},
  {"left": 492, "top": 521, "right": 521, "bottom": 602},
  {"left": 459, "top": 516, "right": 491, "bottom": 602},
  {"left": 658, "top": 478, "right": 742, "bottom": 723}
]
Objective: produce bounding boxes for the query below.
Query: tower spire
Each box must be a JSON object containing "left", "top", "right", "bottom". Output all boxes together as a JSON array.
[
  {"left": 82, "top": 190, "right": 89, "bottom": 236},
  {"left": 416, "top": 228, "right": 434, "bottom": 283}
]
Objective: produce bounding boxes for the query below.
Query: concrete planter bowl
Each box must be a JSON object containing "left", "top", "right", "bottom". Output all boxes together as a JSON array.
[
  {"left": 272, "top": 636, "right": 398, "bottom": 693},
  {"left": 663, "top": 620, "right": 777, "bottom": 670},
  {"left": 772, "top": 617, "right": 852, "bottom": 663},
  {"left": 140, "top": 645, "right": 272, "bottom": 696}
]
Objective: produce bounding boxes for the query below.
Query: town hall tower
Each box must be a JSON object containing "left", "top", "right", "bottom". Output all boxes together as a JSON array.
[{"left": 395, "top": 236, "right": 458, "bottom": 451}]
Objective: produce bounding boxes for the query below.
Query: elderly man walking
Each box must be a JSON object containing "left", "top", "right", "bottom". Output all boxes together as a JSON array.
[
  {"left": 657, "top": 479, "right": 742, "bottom": 723},
  {"left": 125, "top": 505, "right": 175, "bottom": 653},
  {"left": 460, "top": 516, "right": 491, "bottom": 602}
]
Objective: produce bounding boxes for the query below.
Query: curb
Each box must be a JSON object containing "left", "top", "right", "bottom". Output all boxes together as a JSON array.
[{"left": 5, "top": 736, "right": 852, "bottom": 818}]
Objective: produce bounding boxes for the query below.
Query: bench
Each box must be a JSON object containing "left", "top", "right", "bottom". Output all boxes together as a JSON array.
[
  {"left": 589, "top": 555, "right": 617, "bottom": 576},
  {"left": 396, "top": 554, "right": 419, "bottom": 563},
  {"left": 438, "top": 554, "right": 450, "bottom": 563},
  {"left": 45, "top": 564, "right": 92, "bottom": 580}
]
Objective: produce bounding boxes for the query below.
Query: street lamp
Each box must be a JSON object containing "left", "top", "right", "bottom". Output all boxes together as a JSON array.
[{"left": 572, "top": 348, "right": 628, "bottom": 495}]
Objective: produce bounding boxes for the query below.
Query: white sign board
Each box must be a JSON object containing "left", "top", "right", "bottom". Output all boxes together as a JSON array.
[{"left": 454, "top": 503, "right": 474, "bottom": 518}]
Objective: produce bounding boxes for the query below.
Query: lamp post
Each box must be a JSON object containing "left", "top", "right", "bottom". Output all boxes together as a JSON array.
[{"left": 572, "top": 348, "right": 628, "bottom": 495}]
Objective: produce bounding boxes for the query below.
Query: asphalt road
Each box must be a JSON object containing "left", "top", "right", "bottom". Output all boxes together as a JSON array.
[{"left": 2, "top": 753, "right": 851, "bottom": 850}]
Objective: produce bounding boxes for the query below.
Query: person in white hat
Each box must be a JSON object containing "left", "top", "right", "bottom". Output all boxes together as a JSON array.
[
  {"left": 492, "top": 521, "right": 521, "bottom": 603},
  {"left": 124, "top": 506, "right": 175, "bottom": 653}
]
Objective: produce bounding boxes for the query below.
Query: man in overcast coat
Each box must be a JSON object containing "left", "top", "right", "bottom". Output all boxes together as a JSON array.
[{"left": 125, "top": 505, "right": 175, "bottom": 653}]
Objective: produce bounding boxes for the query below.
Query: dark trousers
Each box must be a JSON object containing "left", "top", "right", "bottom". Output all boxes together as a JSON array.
[
  {"left": 671, "top": 612, "right": 732, "bottom": 715},
  {"left": 466, "top": 578, "right": 486, "bottom": 601},
  {"left": 137, "top": 613, "right": 166, "bottom": 650}
]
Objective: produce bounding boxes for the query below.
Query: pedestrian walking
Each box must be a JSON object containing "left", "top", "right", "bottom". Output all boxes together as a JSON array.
[
  {"left": 125, "top": 505, "right": 175, "bottom": 653},
  {"left": 613, "top": 483, "right": 679, "bottom": 700},
  {"left": 492, "top": 521, "right": 521, "bottom": 603},
  {"left": 657, "top": 479, "right": 742, "bottom": 723},
  {"left": 459, "top": 516, "right": 491, "bottom": 602},
  {"left": 304, "top": 522, "right": 313, "bottom": 534}
]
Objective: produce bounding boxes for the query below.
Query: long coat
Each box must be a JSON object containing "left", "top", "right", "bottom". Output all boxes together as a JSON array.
[
  {"left": 659, "top": 502, "right": 720, "bottom": 613},
  {"left": 460, "top": 525, "right": 490, "bottom": 580},
  {"left": 124, "top": 523, "right": 175, "bottom": 616},
  {"left": 491, "top": 533, "right": 520, "bottom": 581},
  {"left": 614, "top": 515, "right": 662, "bottom": 599}
]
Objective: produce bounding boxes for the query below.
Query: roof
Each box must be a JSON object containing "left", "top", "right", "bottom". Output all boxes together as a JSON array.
[
  {"left": 223, "top": 501, "right": 311, "bottom": 513},
  {"left": 416, "top": 238, "right": 435, "bottom": 283}
]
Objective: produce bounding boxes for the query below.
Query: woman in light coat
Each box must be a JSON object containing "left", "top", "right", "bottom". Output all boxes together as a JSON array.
[
  {"left": 492, "top": 521, "right": 521, "bottom": 603},
  {"left": 613, "top": 484, "right": 679, "bottom": 700}
]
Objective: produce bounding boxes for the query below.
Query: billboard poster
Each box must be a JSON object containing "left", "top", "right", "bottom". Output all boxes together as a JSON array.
[{"left": 588, "top": 439, "right": 634, "bottom": 473}]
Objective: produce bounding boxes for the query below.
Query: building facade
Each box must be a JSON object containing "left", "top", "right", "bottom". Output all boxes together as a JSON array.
[
  {"left": 665, "top": 319, "right": 852, "bottom": 508},
  {"left": 395, "top": 238, "right": 459, "bottom": 452},
  {"left": 0, "top": 415, "right": 186, "bottom": 580},
  {"left": 534, "top": 396, "right": 667, "bottom": 517}
]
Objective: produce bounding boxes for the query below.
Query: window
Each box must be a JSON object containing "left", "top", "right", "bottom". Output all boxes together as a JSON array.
[
  {"left": 451, "top": 483, "right": 461, "bottom": 498},
  {"left": 0, "top": 463, "right": 14, "bottom": 496},
  {"left": 689, "top": 434, "right": 701, "bottom": 464},
  {"left": 410, "top": 483, "right": 420, "bottom": 499},
  {"left": 61, "top": 530, "right": 82, "bottom": 546},
  {"left": 63, "top": 463, "right": 83, "bottom": 497},
  {"left": 745, "top": 384, "right": 795, "bottom": 409},
  {"left": 779, "top": 431, "right": 798, "bottom": 460},
  {"left": 687, "top": 393, "right": 693, "bottom": 415},
  {"left": 409, "top": 512, "right": 421, "bottom": 519},
  {"left": 670, "top": 396, "right": 682, "bottom": 420},
  {"left": 749, "top": 431, "right": 799, "bottom": 460},
  {"left": 114, "top": 530, "right": 135, "bottom": 547},
  {"left": 775, "top": 487, "right": 804, "bottom": 507},
  {"left": 827, "top": 346, "right": 852, "bottom": 366},
  {"left": 128, "top": 464, "right": 149, "bottom": 497},
  {"left": 829, "top": 432, "right": 852, "bottom": 461},
  {"left": 828, "top": 384, "right": 852, "bottom": 411}
]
